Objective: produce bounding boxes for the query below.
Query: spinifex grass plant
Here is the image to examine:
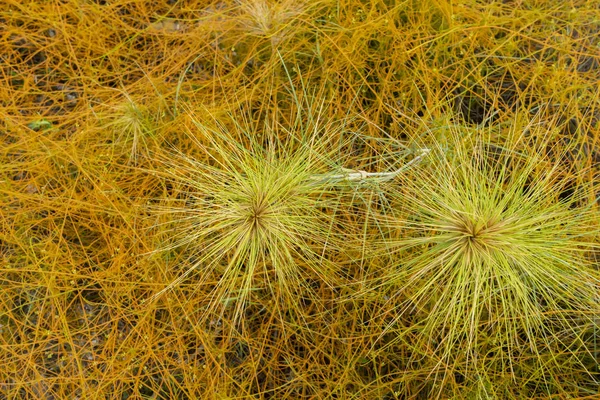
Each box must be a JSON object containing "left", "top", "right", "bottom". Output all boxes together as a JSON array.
[
  {"left": 377, "top": 125, "right": 600, "bottom": 394},
  {"left": 236, "top": 0, "right": 306, "bottom": 47},
  {"left": 145, "top": 104, "right": 353, "bottom": 326},
  {"left": 101, "top": 94, "right": 158, "bottom": 165}
]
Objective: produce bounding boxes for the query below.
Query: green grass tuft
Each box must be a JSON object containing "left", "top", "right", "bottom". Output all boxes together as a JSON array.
[
  {"left": 378, "top": 126, "right": 600, "bottom": 394},
  {"left": 145, "top": 107, "right": 347, "bottom": 326}
]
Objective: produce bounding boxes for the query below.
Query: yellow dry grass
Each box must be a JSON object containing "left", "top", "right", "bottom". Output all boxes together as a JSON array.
[{"left": 1, "top": 0, "right": 599, "bottom": 398}]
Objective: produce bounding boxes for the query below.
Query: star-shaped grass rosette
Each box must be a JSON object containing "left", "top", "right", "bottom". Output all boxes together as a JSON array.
[
  {"left": 380, "top": 134, "right": 600, "bottom": 381},
  {"left": 146, "top": 115, "right": 349, "bottom": 324}
]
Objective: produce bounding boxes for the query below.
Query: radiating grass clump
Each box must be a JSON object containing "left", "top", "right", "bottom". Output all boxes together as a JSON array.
[
  {"left": 237, "top": 0, "right": 305, "bottom": 44},
  {"left": 105, "top": 97, "right": 156, "bottom": 164},
  {"left": 147, "top": 109, "right": 346, "bottom": 325},
  {"left": 380, "top": 129, "right": 600, "bottom": 392}
]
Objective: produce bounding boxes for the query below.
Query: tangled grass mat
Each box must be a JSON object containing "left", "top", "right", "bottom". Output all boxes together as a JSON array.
[{"left": 1, "top": 1, "right": 599, "bottom": 398}]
